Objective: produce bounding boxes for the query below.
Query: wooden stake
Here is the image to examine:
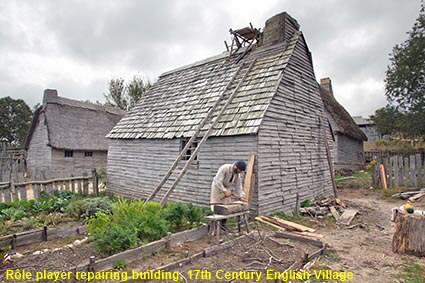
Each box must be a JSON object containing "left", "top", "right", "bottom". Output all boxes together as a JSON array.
[
  {"left": 244, "top": 154, "right": 255, "bottom": 205},
  {"left": 379, "top": 164, "right": 387, "bottom": 189}
]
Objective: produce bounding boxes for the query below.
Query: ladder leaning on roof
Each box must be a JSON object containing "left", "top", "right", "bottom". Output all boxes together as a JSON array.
[{"left": 144, "top": 58, "right": 257, "bottom": 206}]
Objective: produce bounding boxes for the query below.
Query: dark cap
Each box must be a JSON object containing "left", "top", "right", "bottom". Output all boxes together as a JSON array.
[{"left": 235, "top": 160, "right": 247, "bottom": 171}]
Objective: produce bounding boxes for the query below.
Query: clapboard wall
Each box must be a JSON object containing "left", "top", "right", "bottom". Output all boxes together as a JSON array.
[
  {"left": 107, "top": 135, "right": 258, "bottom": 211},
  {"left": 257, "top": 33, "right": 333, "bottom": 215},
  {"left": 50, "top": 149, "right": 107, "bottom": 177},
  {"left": 26, "top": 112, "right": 52, "bottom": 178},
  {"left": 335, "top": 135, "right": 364, "bottom": 170}
]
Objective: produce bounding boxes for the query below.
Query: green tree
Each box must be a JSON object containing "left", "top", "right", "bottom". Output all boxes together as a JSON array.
[
  {"left": 385, "top": 4, "right": 425, "bottom": 113},
  {"left": 0, "top": 97, "right": 32, "bottom": 146},
  {"left": 104, "top": 76, "right": 152, "bottom": 110},
  {"left": 374, "top": 4, "right": 425, "bottom": 138},
  {"left": 127, "top": 76, "right": 151, "bottom": 108},
  {"left": 104, "top": 78, "right": 127, "bottom": 110}
]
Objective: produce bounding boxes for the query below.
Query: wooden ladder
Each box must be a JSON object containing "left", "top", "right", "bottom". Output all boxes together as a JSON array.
[{"left": 145, "top": 59, "right": 257, "bottom": 206}]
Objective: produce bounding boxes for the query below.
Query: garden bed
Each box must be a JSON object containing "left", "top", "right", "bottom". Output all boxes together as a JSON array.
[{"left": 0, "top": 225, "right": 209, "bottom": 283}]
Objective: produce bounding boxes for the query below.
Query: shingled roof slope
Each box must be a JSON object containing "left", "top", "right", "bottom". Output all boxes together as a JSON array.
[
  {"left": 25, "top": 95, "right": 125, "bottom": 150},
  {"left": 319, "top": 86, "right": 367, "bottom": 141},
  {"left": 107, "top": 32, "right": 301, "bottom": 139}
]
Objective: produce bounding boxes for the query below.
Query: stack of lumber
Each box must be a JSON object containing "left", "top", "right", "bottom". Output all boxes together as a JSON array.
[
  {"left": 299, "top": 197, "right": 359, "bottom": 226},
  {"left": 392, "top": 190, "right": 425, "bottom": 202},
  {"left": 255, "top": 216, "right": 323, "bottom": 239}
]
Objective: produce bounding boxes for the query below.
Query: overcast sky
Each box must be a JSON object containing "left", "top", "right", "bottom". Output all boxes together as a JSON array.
[{"left": 0, "top": 0, "right": 421, "bottom": 117}]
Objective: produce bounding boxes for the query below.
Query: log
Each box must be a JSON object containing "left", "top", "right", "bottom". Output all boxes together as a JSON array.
[
  {"left": 393, "top": 213, "right": 425, "bottom": 256},
  {"left": 213, "top": 202, "right": 249, "bottom": 215}
]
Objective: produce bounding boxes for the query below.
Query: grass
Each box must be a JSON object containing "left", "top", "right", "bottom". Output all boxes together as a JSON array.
[
  {"left": 365, "top": 140, "right": 425, "bottom": 151},
  {"left": 335, "top": 170, "right": 373, "bottom": 188},
  {"left": 398, "top": 260, "right": 425, "bottom": 283}
]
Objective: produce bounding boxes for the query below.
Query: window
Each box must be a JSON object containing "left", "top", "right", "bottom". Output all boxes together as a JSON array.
[
  {"left": 180, "top": 138, "right": 198, "bottom": 161},
  {"left": 85, "top": 151, "right": 93, "bottom": 157},
  {"left": 64, "top": 150, "right": 73, "bottom": 158}
]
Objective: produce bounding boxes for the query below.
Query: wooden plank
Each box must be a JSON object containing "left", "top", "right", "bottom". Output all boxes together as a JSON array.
[
  {"left": 379, "top": 164, "right": 387, "bottom": 189},
  {"left": 409, "top": 192, "right": 425, "bottom": 203},
  {"left": 270, "top": 216, "right": 316, "bottom": 232},
  {"left": 410, "top": 155, "right": 417, "bottom": 188},
  {"left": 404, "top": 157, "right": 409, "bottom": 187},
  {"left": 394, "top": 156, "right": 399, "bottom": 188},
  {"left": 386, "top": 157, "right": 394, "bottom": 188},
  {"left": 255, "top": 217, "right": 322, "bottom": 238},
  {"left": 416, "top": 154, "right": 423, "bottom": 188},
  {"left": 213, "top": 202, "right": 249, "bottom": 215},
  {"left": 399, "top": 156, "right": 404, "bottom": 186},
  {"left": 3, "top": 186, "right": 11, "bottom": 202},
  {"left": 338, "top": 209, "right": 359, "bottom": 225},
  {"left": 243, "top": 154, "right": 255, "bottom": 204},
  {"left": 330, "top": 206, "right": 340, "bottom": 221},
  {"left": 274, "top": 231, "right": 323, "bottom": 248},
  {"left": 19, "top": 185, "right": 27, "bottom": 201}
]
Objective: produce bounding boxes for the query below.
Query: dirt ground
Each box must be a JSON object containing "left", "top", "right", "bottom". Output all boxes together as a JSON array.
[
  {"left": 308, "top": 187, "right": 425, "bottom": 283},
  {"left": 2, "top": 187, "right": 425, "bottom": 283}
]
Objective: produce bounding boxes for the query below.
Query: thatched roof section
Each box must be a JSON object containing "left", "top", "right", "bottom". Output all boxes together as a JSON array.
[
  {"left": 25, "top": 94, "right": 125, "bottom": 150},
  {"left": 108, "top": 32, "right": 302, "bottom": 139},
  {"left": 319, "top": 86, "right": 367, "bottom": 141}
]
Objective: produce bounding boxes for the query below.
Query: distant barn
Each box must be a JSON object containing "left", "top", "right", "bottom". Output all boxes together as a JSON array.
[
  {"left": 25, "top": 90, "right": 125, "bottom": 179},
  {"left": 319, "top": 78, "right": 367, "bottom": 170},
  {"left": 106, "top": 12, "right": 335, "bottom": 215}
]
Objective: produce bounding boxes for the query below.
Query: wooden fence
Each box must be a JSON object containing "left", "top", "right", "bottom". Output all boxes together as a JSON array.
[
  {"left": 0, "top": 142, "right": 26, "bottom": 182},
  {"left": 372, "top": 154, "right": 425, "bottom": 188},
  {"left": 365, "top": 149, "right": 425, "bottom": 162},
  {"left": 0, "top": 169, "right": 99, "bottom": 203}
]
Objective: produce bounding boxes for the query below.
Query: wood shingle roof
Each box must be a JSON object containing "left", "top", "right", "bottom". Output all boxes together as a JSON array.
[{"left": 107, "top": 32, "right": 300, "bottom": 139}]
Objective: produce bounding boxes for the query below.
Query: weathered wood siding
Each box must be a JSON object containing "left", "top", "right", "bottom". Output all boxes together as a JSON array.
[
  {"left": 27, "top": 112, "right": 52, "bottom": 178},
  {"left": 334, "top": 135, "right": 364, "bottom": 170},
  {"left": 325, "top": 112, "right": 338, "bottom": 164},
  {"left": 327, "top": 113, "right": 364, "bottom": 170},
  {"left": 50, "top": 149, "right": 107, "bottom": 177},
  {"left": 257, "top": 35, "right": 333, "bottom": 215},
  {"left": 107, "top": 135, "right": 258, "bottom": 211}
]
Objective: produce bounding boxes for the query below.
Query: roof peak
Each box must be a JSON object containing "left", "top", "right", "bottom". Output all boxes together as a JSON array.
[{"left": 42, "top": 89, "right": 126, "bottom": 116}]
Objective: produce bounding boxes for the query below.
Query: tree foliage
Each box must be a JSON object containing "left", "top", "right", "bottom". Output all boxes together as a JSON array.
[
  {"left": 373, "top": 4, "right": 425, "bottom": 138},
  {"left": 104, "top": 75, "right": 152, "bottom": 110},
  {"left": 0, "top": 96, "right": 32, "bottom": 147}
]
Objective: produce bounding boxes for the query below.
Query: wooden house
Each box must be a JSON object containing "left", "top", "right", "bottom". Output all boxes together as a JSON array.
[
  {"left": 25, "top": 89, "right": 125, "bottom": 179},
  {"left": 106, "top": 12, "right": 335, "bottom": 215},
  {"left": 319, "top": 78, "right": 368, "bottom": 170}
]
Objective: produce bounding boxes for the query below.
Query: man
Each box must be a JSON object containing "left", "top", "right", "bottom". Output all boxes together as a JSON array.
[
  {"left": 211, "top": 160, "right": 247, "bottom": 207},
  {"left": 210, "top": 160, "right": 248, "bottom": 231}
]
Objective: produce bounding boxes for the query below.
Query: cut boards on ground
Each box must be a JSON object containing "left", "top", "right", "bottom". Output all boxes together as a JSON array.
[
  {"left": 255, "top": 216, "right": 323, "bottom": 239},
  {"left": 338, "top": 208, "right": 359, "bottom": 225}
]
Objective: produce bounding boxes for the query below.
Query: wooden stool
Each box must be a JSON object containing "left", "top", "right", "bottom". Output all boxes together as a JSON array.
[{"left": 205, "top": 211, "right": 250, "bottom": 244}]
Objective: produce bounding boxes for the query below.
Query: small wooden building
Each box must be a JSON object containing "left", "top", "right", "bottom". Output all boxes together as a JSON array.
[
  {"left": 106, "top": 12, "right": 334, "bottom": 215},
  {"left": 25, "top": 89, "right": 125, "bottom": 179},
  {"left": 319, "top": 78, "right": 368, "bottom": 170}
]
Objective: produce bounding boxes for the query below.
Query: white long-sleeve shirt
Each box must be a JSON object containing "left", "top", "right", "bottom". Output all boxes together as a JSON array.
[{"left": 211, "top": 164, "right": 245, "bottom": 203}]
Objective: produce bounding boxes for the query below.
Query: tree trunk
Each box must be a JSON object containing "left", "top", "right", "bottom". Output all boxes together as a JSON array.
[{"left": 392, "top": 213, "right": 425, "bottom": 256}]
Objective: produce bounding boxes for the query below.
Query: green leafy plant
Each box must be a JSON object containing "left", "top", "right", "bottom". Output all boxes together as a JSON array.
[{"left": 114, "top": 260, "right": 127, "bottom": 269}]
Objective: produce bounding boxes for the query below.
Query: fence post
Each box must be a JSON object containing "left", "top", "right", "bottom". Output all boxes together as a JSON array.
[
  {"left": 92, "top": 169, "right": 98, "bottom": 196},
  {"left": 417, "top": 154, "right": 423, "bottom": 188},
  {"left": 410, "top": 155, "right": 417, "bottom": 188},
  {"left": 71, "top": 174, "right": 75, "bottom": 193},
  {"left": 83, "top": 172, "right": 88, "bottom": 195}
]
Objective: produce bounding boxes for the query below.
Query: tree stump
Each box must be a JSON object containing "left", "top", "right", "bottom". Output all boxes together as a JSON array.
[{"left": 392, "top": 213, "right": 425, "bottom": 256}]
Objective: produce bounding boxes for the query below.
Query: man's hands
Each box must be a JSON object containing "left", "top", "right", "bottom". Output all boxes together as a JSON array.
[
  {"left": 224, "top": 191, "right": 232, "bottom": 197},
  {"left": 239, "top": 197, "right": 247, "bottom": 202}
]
